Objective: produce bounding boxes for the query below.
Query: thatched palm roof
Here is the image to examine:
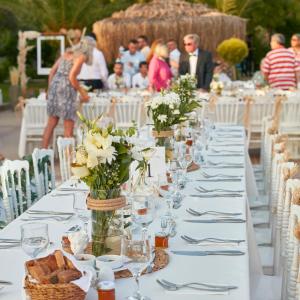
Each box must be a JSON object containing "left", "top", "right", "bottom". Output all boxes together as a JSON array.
[{"left": 93, "top": 0, "right": 247, "bottom": 63}]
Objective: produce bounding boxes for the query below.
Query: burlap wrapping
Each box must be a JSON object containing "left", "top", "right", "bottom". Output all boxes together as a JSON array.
[
  {"left": 208, "top": 95, "right": 218, "bottom": 112},
  {"left": 243, "top": 95, "right": 254, "bottom": 130},
  {"left": 86, "top": 195, "right": 126, "bottom": 211},
  {"left": 283, "top": 165, "right": 299, "bottom": 181},
  {"left": 292, "top": 188, "right": 300, "bottom": 205},
  {"left": 152, "top": 130, "right": 174, "bottom": 138},
  {"left": 294, "top": 221, "right": 300, "bottom": 240}
]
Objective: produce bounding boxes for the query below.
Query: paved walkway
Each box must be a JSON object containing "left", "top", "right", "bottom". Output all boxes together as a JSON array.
[{"left": 0, "top": 110, "right": 22, "bottom": 160}]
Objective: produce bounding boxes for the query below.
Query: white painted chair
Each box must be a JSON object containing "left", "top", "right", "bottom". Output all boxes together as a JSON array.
[
  {"left": 281, "top": 181, "right": 300, "bottom": 300},
  {"left": 1, "top": 160, "right": 31, "bottom": 222},
  {"left": 114, "top": 100, "right": 142, "bottom": 129},
  {"left": 57, "top": 137, "right": 75, "bottom": 183},
  {"left": 18, "top": 98, "right": 64, "bottom": 158},
  {"left": 81, "top": 100, "right": 110, "bottom": 121},
  {"left": 32, "top": 148, "right": 55, "bottom": 199},
  {"left": 213, "top": 99, "right": 239, "bottom": 125}
]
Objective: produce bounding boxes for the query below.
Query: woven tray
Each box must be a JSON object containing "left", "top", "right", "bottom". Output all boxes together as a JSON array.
[
  {"left": 115, "top": 249, "right": 169, "bottom": 279},
  {"left": 187, "top": 162, "right": 200, "bottom": 172}
]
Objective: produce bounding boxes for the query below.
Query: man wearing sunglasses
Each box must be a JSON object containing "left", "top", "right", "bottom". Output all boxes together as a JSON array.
[{"left": 179, "top": 34, "right": 214, "bottom": 91}]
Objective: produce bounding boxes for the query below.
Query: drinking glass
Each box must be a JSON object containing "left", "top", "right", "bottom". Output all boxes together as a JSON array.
[
  {"left": 131, "top": 195, "right": 155, "bottom": 232},
  {"left": 73, "top": 193, "right": 90, "bottom": 231},
  {"left": 21, "top": 223, "right": 49, "bottom": 258},
  {"left": 122, "top": 233, "right": 151, "bottom": 300}
]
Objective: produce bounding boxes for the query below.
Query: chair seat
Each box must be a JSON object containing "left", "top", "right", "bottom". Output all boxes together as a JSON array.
[
  {"left": 251, "top": 210, "right": 270, "bottom": 226},
  {"left": 258, "top": 246, "right": 274, "bottom": 275},
  {"left": 249, "top": 195, "right": 269, "bottom": 209},
  {"left": 255, "top": 227, "right": 272, "bottom": 245}
]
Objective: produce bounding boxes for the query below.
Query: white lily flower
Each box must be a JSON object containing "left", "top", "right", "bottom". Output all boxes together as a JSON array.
[
  {"left": 157, "top": 114, "right": 167, "bottom": 122},
  {"left": 98, "top": 146, "right": 116, "bottom": 164},
  {"left": 87, "top": 153, "right": 99, "bottom": 169}
]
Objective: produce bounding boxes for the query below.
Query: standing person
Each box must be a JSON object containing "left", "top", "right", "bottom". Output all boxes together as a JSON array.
[
  {"left": 179, "top": 34, "right": 214, "bottom": 91},
  {"left": 261, "top": 33, "right": 300, "bottom": 90},
  {"left": 167, "top": 39, "right": 181, "bottom": 78},
  {"left": 121, "top": 39, "right": 145, "bottom": 78},
  {"left": 148, "top": 44, "right": 172, "bottom": 92},
  {"left": 78, "top": 33, "right": 108, "bottom": 90},
  {"left": 107, "top": 62, "right": 131, "bottom": 90},
  {"left": 42, "top": 37, "right": 93, "bottom": 148},
  {"left": 289, "top": 34, "right": 300, "bottom": 86},
  {"left": 146, "top": 39, "right": 163, "bottom": 65},
  {"left": 137, "top": 35, "right": 150, "bottom": 59},
  {"left": 132, "top": 61, "right": 149, "bottom": 89}
]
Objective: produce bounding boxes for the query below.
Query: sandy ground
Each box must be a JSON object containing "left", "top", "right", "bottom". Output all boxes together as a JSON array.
[{"left": 0, "top": 110, "right": 22, "bottom": 160}]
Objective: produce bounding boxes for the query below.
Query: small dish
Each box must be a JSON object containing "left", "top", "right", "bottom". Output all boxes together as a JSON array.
[
  {"left": 74, "top": 253, "right": 95, "bottom": 268},
  {"left": 96, "top": 255, "right": 123, "bottom": 270}
]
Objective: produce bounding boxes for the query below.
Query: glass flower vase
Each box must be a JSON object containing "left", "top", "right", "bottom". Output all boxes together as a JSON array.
[
  {"left": 87, "top": 188, "right": 125, "bottom": 257},
  {"left": 152, "top": 129, "right": 174, "bottom": 162}
]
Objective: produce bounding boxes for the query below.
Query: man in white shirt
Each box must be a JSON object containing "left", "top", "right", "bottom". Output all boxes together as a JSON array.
[
  {"left": 167, "top": 39, "right": 181, "bottom": 78},
  {"left": 132, "top": 62, "right": 149, "bottom": 89},
  {"left": 78, "top": 33, "right": 108, "bottom": 90},
  {"left": 107, "top": 62, "right": 131, "bottom": 90},
  {"left": 137, "top": 35, "right": 150, "bottom": 59},
  {"left": 121, "top": 39, "right": 145, "bottom": 78}
]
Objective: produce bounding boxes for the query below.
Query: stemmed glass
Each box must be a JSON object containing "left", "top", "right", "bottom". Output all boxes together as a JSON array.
[
  {"left": 122, "top": 231, "right": 152, "bottom": 300},
  {"left": 131, "top": 194, "right": 155, "bottom": 233},
  {"left": 73, "top": 193, "right": 90, "bottom": 231},
  {"left": 21, "top": 223, "right": 49, "bottom": 258}
]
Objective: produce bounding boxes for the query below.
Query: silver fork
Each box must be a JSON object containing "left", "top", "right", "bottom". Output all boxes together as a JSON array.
[
  {"left": 196, "top": 187, "right": 244, "bottom": 193},
  {"left": 207, "top": 161, "right": 243, "bottom": 167},
  {"left": 186, "top": 208, "right": 242, "bottom": 217},
  {"left": 156, "top": 279, "right": 230, "bottom": 292},
  {"left": 201, "top": 171, "right": 242, "bottom": 179},
  {"left": 21, "top": 215, "right": 73, "bottom": 222},
  {"left": 181, "top": 235, "right": 245, "bottom": 244},
  {"left": 161, "top": 279, "right": 237, "bottom": 290}
]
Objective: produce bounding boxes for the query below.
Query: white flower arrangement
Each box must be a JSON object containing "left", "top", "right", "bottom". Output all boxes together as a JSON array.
[{"left": 210, "top": 75, "right": 224, "bottom": 94}]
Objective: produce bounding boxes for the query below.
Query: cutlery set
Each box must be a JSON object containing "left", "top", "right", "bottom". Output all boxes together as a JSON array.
[
  {"left": 181, "top": 235, "right": 245, "bottom": 245},
  {"left": 21, "top": 210, "right": 74, "bottom": 222},
  {"left": 157, "top": 278, "right": 237, "bottom": 292}
]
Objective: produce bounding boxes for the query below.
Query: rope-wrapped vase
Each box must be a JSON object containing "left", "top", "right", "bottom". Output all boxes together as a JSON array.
[
  {"left": 152, "top": 130, "right": 174, "bottom": 162},
  {"left": 87, "top": 191, "right": 126, "bottom": 257}
]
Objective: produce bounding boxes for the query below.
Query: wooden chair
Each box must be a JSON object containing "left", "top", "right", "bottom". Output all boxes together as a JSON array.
[{"left": 57, "top": 137, "right": 75, "bottom": 183}]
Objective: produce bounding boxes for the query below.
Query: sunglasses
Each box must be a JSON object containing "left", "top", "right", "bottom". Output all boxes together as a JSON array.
[{"left": 184, "top": 43, "right": 193, "bottom": 46}]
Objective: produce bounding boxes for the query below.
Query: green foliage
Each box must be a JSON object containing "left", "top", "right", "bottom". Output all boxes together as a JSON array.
[{"left": 217, "top": 38, "right": 249, "bottom": 65}]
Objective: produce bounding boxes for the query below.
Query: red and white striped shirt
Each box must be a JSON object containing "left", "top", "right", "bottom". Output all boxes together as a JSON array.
[{"left": 261, "top": 47, "right": 300, "bottom": 90}]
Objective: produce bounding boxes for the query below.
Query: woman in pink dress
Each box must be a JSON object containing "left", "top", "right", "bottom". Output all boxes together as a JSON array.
[{"left": 148, "top": 43, "right": 172, "bottom": 91}]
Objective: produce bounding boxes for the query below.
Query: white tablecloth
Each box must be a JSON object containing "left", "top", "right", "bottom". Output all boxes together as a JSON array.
[{"left": 2, "top": 125, "right": 262, "bottom": 300}]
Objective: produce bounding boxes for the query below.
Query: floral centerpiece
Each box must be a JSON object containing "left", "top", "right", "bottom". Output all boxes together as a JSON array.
[
  {"left": 71, "top": 113, "right": 136, "bottom": 256},
  {"left": 170, "top": 74, "right": 201, "bottom": 139},
  {"left": 147, "top": 91, "right": 185, "bottom": 160},
  {"left": 210, "top": 74, "right": 224, "bottom": 95}
]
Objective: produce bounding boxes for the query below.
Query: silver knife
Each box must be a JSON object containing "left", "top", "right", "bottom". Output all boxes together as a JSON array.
[
  {"left": 0, "top": 281, "right": 13, "bottom": 285},
  {"left": 194, "top": 179, "right": 241, "bottom": 182},
  {"left": 171, "top": 250, "right": 245, "bottom": 256},
  {"left": 184, "top": 218, "right": 246, "bottom": 223},
  {"left": 190, "top": 194, "right": 243, "bottom": 198}
]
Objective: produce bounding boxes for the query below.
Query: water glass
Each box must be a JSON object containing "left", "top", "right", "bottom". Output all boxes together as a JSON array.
[
  {"left": 73, "top": 193, "right": 90, "bottom": 230},
  {"left": 122, "top": 233, "right": 151, "bottom": 300},
  {"left": 21, "top": 223, "right": 49, "bottom": 258}
]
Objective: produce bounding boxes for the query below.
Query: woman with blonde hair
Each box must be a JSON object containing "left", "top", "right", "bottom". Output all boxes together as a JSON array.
[
  {"left": 42, "top": 37, "right": 94, "bottom": 148},
  {"left": 148, "top": 43, "right": 172, "bottom": 91},
  {"left": 146, "top": 38, "right": 163, "bottom": 65}
]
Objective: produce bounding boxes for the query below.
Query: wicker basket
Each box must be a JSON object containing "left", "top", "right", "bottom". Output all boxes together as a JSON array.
[{"left": 24, "top": 276, "right": 86, "bottom": 300}]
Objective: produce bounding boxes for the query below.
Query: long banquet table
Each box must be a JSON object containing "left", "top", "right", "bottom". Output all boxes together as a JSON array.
[{"left": 1, "top": 125, "right": 262, "bottom": 300}]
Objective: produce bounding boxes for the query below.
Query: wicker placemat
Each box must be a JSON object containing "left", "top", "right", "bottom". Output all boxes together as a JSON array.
[
  {"left": 187, "top": 162, "right": 200, "bottom": 172},
  {"left": 115, "top": 249, "right": 169, "bottom": 279}
]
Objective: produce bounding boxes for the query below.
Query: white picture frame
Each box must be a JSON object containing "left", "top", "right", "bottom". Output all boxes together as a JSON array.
[{"left": 37, "top": 35, "right": 65, "bottom": 75}]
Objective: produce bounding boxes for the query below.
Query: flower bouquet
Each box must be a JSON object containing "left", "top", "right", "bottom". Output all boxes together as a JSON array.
[
  {"left": 71, "top": 113, "right": 136, "bottom": 256},
  {"left": 210, "top": 74, "right": 224, "bottom": 95}
]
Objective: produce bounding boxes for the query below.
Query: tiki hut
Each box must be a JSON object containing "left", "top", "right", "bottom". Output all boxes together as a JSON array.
[{"left": 93, "top": 0, "right": 247, "bottom": 63}]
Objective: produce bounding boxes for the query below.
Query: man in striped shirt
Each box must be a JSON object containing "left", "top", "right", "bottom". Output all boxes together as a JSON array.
[{"left": 261, "top": 33, "right": 300, "bottom": 90}]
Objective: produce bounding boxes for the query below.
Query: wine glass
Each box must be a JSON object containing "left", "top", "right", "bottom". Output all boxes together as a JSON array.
[
  {"left": 21, "top": 223, "right": 49, "bottom": 258},
  {"left": 73, "top": 193, "right": 90, "bottom": 231},
  {"left": 122, "top": 232, "right": 152, "bottom": 300},
  {"left": 131, "top": 195, "right": 155, "bottom": 232}
]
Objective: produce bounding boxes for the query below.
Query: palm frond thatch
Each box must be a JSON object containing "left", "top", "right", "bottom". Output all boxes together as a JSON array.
[{"left": 93, "top": 0, "right": 247, "bottom": 63}]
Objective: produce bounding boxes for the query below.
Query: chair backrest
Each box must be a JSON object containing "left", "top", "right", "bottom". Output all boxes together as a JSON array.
[
  {"left": 57, "top": 137, "right": 75, "bottom": 182},
  {"left": 81, "top": 101, "right": 110, "bottom": 121},
  {"left": 32, "top": 148, "right": 55, "bottom": 199},
  {"left": 114, "top": 100, "right": 142, "bottom": 129},
  {"left": 1, "top": 160, "right": 31, "bottom": 222},
  {"left": 213, "top": 99, "right": 239, "bottom": 125},
  {"left": 281, "top": 99, "right": 300, "bottom": 132},
  {"left": 249, "top": 96, "right": 274, "bottom": 133},
  {"left": 24, "top": 99, "right": 48, "bottom": 130}
]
